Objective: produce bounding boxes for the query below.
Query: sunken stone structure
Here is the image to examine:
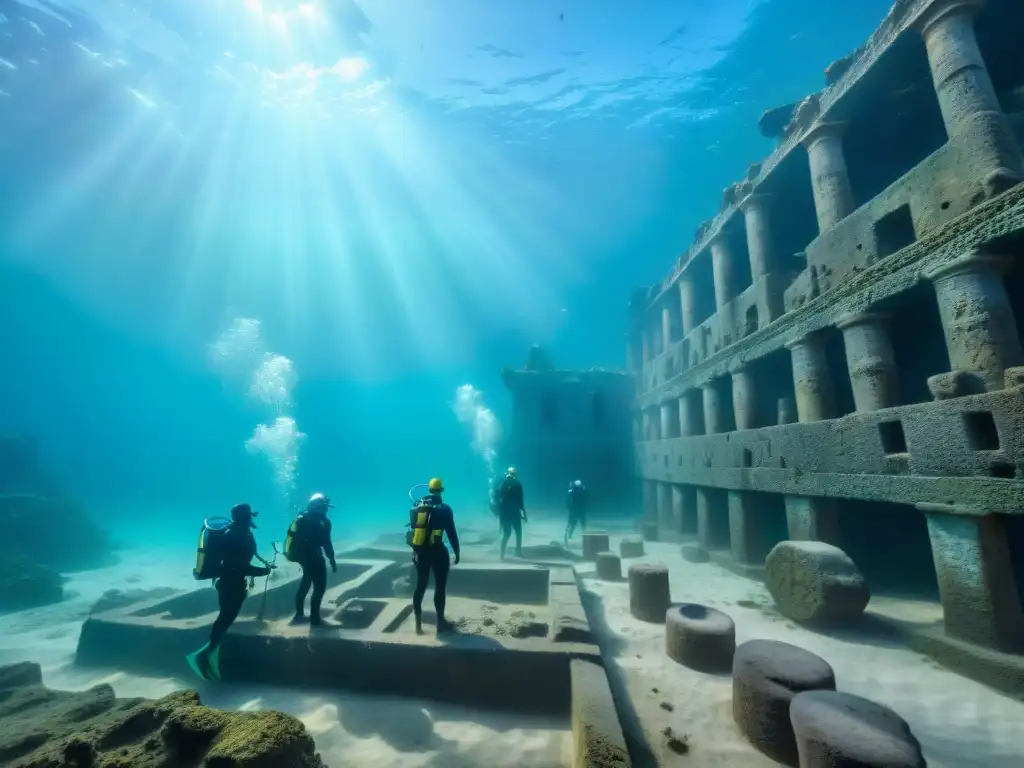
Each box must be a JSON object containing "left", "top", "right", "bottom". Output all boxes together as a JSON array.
[
  {"left": 629, "top": 0, "right": 1024, "bottom": 698},
  {"left": 501, "top": 345, "right": 636, "bottom": 512}
]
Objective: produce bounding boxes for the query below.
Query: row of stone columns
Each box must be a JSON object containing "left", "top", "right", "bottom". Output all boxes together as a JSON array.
[
  {"left": 642, "top": 248, "right": 1023, "bottom": 434},
  {"left": 634, "top": 0, "right": 1022, "bottom": 392},
  {"left": 648, "top": 481, "right": 1024, "bottom": 654}
]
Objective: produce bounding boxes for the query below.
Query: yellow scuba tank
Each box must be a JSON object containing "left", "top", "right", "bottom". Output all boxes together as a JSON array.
[
  {"left": 193, "top": 517, "right": 231, "bottom": 580},
  {"left": 409, "top": 501, "right": 431, "bottom": 547},
  {"left": 282, "top": 515, "right": 301, "bottom": 562}
]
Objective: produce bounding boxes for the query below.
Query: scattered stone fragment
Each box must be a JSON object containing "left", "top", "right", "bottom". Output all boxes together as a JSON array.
[
  {"left": 596, "top": 552, "right": 622, "bottom": 581},
  {"left": 619, "top": 537, "right": 644, "bottom": 558},
  {"left": 764, "top": 541, "right": 869, "bottom": 625},
  {"left": 681, "top": 544, "right": 710, "bottom": 564},
  {"left": 790, "top": 690, "right": 926, "bottom": 768},
  {"left": 666, "top": 604, "right": 736, "bottom": 673},
  {"left": 628, "top": 563, "right": 671, "bottom": 623},
  {"left": 732, "top": 639, "right": 836, "bottom": 765}
]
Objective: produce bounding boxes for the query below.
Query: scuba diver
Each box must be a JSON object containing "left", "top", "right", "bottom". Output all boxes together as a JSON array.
[
  {"left": 284, "top": 492, "right": 338, "bottom": 627},
  {"left": 565, "top": 479, "right": 588, "bottom": 546},
  {"left": 408, "top": 477, "right": 460, "bottom": 635},
  {"left": 495, "top": 466, "right": 526, "bottom": 560},
  {"left": 188, "top": 503, "right": 275, "bottom": 681}
]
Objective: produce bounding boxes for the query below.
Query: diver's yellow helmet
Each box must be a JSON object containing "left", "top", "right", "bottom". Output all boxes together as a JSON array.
[
  {"left": 428, "top": 477, "right": 444, "bottom": 493},
  {"left": 507, "top": 466, "right": 517, "bottom": 476}
]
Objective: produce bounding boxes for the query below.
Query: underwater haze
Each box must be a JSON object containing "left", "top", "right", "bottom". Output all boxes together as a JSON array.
[{"left": 0, "top": 0, "right": 892, "bottom": 534}]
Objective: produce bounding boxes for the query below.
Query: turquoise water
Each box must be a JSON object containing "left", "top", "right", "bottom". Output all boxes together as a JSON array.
[{"left": 0, "top": 0, "right": 891, "bottom": 534}]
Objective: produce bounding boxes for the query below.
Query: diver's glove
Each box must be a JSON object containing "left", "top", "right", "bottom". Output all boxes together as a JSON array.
[
  {"left": 454, "top": 552, "right": 460, "bottom": 565},
  {"left": 330, "top": 560, "right": 337, "bottom": 573}
]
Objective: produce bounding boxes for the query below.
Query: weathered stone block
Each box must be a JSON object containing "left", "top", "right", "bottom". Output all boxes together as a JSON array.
[{"left": 764, "top": 541, "right": 869, "bottom": 625}]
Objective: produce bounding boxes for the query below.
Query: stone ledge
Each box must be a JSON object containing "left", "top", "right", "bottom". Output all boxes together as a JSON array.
[{"left": 633, "top": 468, "right": 1024, "bottom": 516}]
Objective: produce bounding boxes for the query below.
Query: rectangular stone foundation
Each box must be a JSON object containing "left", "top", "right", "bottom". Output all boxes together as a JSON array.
[{"left": 75, "top": 556, "right": 631, "bottom": 766}]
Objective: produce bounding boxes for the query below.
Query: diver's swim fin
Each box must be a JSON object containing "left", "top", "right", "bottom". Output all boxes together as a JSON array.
[
  {"left": 208, "top": 644, "right": 222, "bottom": 680},
  {"left": 185, "top": 643, "right": 212, "bottom": 681}
]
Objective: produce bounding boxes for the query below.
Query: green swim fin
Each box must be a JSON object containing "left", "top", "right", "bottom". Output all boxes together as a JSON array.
[
  {"left": 185, "top": 643, "right": 212, "bottom": 681},
  {"left": 208, "top": 644, "right": 222, "bottom": 681}
]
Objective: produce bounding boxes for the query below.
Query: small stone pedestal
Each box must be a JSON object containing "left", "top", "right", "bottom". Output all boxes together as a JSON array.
[
  {"left": 582, "top": 532, "right": 610, "bottom": 561},
  {"left": 596, "top": 553, "right": 622, "bottom": 581},
  {"left": 666, "top": 604, "right": 736, "bottom": 673},
  {"left": 628, "top": 563, "right": 671, "bottom": 623},
  {"left": 619, "top": 537, "right": 644, "bottom": 558}
]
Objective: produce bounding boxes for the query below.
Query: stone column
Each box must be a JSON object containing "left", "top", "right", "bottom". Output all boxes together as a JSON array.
[
  {"left": 803, "top": 122, "right": 855, "bottom": 232},
  {"left": 702, "top": 383, "right": 724, "bottom": 434},
  {"left": 662, "top": 304, "right": 673, "bottom": 352},
  {"left": 710, "top": 237, "right": 737, "bottom": 312},
  {"left": 919, "top": 503, "right": 1024, "bottom": 653},
  {"left": 784, "top": 495, "right": 840, "bottom": 544},
  {"left": 786, "top": 331, "right": 836, "bottom": 422},
  {"left": 696, "top": 487, "right": 716, "bottom": 550},
  {"left": 642, "top": 410, "right": 652, "bottom": 441},
  {"left": 632, "top": 415, "right": 642, "bottom": 442},
  {"left": 740, "top": 194, "right": 774, "bottom": 282},
  {"left": 837, "top": 312, "right": 899, "bottom": 412},
  {"left": 679, "top": 274, "right": 696, "bottom": 337},
  {"left": 641, "top": 326, "right": 650, "bottom": 365},
  {"left": 916, "top": 0, "right": 1023, "bottom": 188},
  {"left": 728, "top": 491, "right": 763, "bottom": 565},
  {"left": 731, "top": 365, "right": 757, "bottom": 430},
  {"left": 777, "top": 397, "right": 796, "bottom": 425},
  {"left": 678, "top": 390, "right": 700, "bottom": 436},
  {"left": 650, "top": 407, "right": 662, "bottom": 441},
  {"left": 660, "top": 402, "right": 674, "bottom": 440},
  {"left": 924, "top": 251, "right": 1024, "bottom": 392},
  {"left": 657, "top": 482, "right": 673, "bottom": 536},
  {"left": 671, "top": 485, "right": 685, "bottom": 538}
]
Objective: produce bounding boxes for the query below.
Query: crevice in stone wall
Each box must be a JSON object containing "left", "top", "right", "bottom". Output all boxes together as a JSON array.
[
  {"left": 680, "top": 485, "right": 698, "bottom": 536},
  {"left": 836, "top": 500, "right": 938, "bottom": 600},
  {"left": 748, "top": 347, "right": 796, "bottom": 428},
  {"left": 1004, "top": 515, "right": 1024, "bottom": 618},
  {"left": 713, "top": 376, "right": 736, "bottom": 432},
  {"left": 689, "top": 253, "right": 717, "bottom": 328},
  {"left": 751, "top": 492, "right": 788, "bottom": 559},
  {"left": 765, "top": 152, "right": 819, "bottom": 269},
  {"left": 823, "top": 327, "right": 856, "bottom": 417},
  {"left": 844, "top": 38, "right": 947, "bottom": 206},
  {"left": 1002, "top": 236, "right": 1024, "bottom": 351},
  {"left": 708, "top": 488, "right": 731, "bottom": 550},
  {"left": 883, "top": 283, "right": 951, "bottom": 406},
  {"left": 728, "top": 226, "right": 753, "bottom": 296},
  {"left": 978, "top": 0, "right": 1024, "bottom": 96}
]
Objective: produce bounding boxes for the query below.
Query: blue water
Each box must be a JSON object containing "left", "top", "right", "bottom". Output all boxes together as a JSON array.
[{"left": 0, "top": 0, "right": 892, "bottom": 529}]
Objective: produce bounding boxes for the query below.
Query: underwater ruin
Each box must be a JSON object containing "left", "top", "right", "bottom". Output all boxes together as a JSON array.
[{"left": 629, "top": 0, "right": 1024, "bottom": 701}]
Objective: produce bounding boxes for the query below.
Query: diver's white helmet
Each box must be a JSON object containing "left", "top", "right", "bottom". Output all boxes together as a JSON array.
[
  {"left": 307, "top": 493, "right": 333, "bottom": 513},
  {"left": 574, "top": 480, "right": 583, "bottom": 488}
]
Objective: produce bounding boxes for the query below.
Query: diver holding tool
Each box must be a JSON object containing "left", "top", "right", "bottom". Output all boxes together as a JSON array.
[
  {"left": 188, "top": 503, "right": 276, "bottom": 681},
  {"left": 407, "top": 478, "right": 460, "bottom": 635}
]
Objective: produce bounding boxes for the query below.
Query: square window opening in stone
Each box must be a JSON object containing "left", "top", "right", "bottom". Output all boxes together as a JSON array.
[
  {"left": 874, "top": 204, "right": 916, "bottom": 259},
  {"left": 990, "top": 462, "right": 1017, "bottom": 479},
  {"left": 741, "top": 448, "right": 753, "bottom": 467},
  {"left": 744, "top": 305, "right": 759, "bottom": 337},
  {"left": 878, "top": 419, "right": 907, "bottom": 455},
  {"left": 963, "top": 411, "right": 1000, "bottom": 450}
]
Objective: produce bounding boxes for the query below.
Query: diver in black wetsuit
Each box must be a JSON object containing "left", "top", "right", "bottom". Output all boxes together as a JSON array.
[
  {"left": 194, "top": 504, "right": 274, "bottom": 679},
  {"left": 496, "top": 467, "right": 526, "bottom": 560},
  {"left": 410, "top": 477, "right": 460, "bottom": 635},
  {"left": 290, "top": 492, "right": 337, "bottom": 626},
  {"left": 565, "top": 479, "right": 588, "bottom": 546}
]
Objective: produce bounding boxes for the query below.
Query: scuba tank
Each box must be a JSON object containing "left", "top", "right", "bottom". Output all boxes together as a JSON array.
[
  {"left": 282, "top": 515, "right": 301, "bottom": 562},
  {"left": 406, "top": 483, "right": 431, "bottom": 548},
  {"left": 193, "top": 517, "right": 231, "bottom": 580}
]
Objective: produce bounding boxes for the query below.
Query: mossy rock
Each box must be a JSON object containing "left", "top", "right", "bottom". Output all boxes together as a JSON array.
[{"left": 0, "top": 662, "right": 324, "bottom": 768}]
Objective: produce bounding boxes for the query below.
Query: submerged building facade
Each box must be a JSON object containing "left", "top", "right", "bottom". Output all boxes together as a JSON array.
[
  {"left": 629, "top": 0, "right": 1024, "bottom": 694},
  {"left": 500, "top": 346, "right": 637, "bottom": 513}
]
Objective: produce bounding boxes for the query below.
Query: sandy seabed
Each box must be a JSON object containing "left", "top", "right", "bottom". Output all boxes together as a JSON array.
[
  {"left": 0, "top": 528, "right": 570, "bottom": 768},
  {"left": 573, "top": 533, "right": 1024, "bottom": 768},
  {"left": 3, "top": 516, "right": 1023, "bottom": 767}
]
